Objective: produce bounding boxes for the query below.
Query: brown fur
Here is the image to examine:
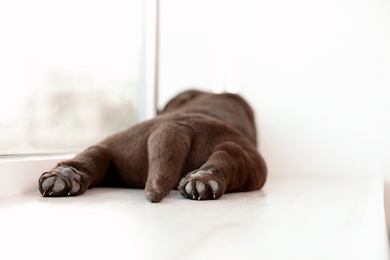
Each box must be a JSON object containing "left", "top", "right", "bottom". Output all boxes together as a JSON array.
[{"left": 39, "top": 89, "right": 267, "bottom": 202}]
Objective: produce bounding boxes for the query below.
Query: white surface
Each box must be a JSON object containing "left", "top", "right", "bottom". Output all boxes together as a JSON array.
[{"left": 0, "top": 174, "right": 387, "bottom": 260}]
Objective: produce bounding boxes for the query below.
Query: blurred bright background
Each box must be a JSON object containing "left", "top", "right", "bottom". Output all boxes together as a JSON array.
[
  {"left": 158, "top": 0, "right": 390, "bottom": 178},
  {"left": 0, "top": 0, "right": 144, "bottom": 154}
]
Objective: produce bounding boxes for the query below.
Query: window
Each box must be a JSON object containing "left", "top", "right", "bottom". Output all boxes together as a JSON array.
[{"left": 0, "top": 0, "right": 155, "bottom": 155}]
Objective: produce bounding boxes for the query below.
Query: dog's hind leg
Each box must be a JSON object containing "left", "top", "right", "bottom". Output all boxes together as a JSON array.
[
  {"left": 39, "top": 145, "right": 111, "bottom": 197},
  {"left": 178, "top": 141, "right": 267, "bottom": 200},
  {"left": 145, "top": 123, "right": 193, "bottom": 202}
]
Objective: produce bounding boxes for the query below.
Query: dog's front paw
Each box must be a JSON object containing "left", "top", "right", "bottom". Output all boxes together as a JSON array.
[
  {"left": 39, "top": 165, "right": 89, "bottom": 197},
  {"left": 178, "top": 169, "right": 225, "bottom": 200}
]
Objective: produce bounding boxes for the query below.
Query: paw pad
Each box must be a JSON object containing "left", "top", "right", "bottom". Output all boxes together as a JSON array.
[
  {"left": 179, "top": 169, "right": 223, "bottom": 200},
  {"left": 39, "top": 166, "right": 89, "bottom": 197}
]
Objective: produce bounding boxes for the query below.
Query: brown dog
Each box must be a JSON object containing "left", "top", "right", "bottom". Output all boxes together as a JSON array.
[{"left": 39, "top": 89, "right": 267, "bottom": 202}]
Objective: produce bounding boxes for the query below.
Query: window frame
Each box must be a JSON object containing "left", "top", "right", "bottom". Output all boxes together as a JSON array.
[{"left": 0, "top": 0, "right": 159, "bottom": 198}]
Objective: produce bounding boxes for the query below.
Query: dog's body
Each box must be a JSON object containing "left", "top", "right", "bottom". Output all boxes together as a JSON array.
[{"left": 39, "top": 90, "right": 267, "bottom": 202}]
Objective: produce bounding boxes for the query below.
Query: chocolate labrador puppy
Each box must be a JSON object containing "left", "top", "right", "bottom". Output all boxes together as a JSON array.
[{"left": 39, "top": 89, "right": 267, "bottom": 202}]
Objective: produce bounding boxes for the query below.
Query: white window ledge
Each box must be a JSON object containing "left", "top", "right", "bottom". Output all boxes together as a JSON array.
[
  {"left": 0, "top": 155, "right": 74, "bottom": 198},
  {"left": 0, "top": 173, "right": 388, "bottom": 260}
]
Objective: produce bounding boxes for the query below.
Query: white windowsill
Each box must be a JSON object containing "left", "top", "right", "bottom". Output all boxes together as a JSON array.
[
  {"left": 0, "top": 172, "right": 388, "bottom": 260},
  {"left": 0, "top": 154, "right": 74, "bottom": 198}
]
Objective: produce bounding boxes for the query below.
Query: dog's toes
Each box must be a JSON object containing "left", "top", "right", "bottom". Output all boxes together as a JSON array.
[
  {"left": 208, "top": 180, "right": 219, "bottom": 198},
  {"left": 195, "top": 180, "right": 206, "bottom": 194},
  {"left": 40, "top": 176, "right": 67, "bottom": 196},
  {"left": 179, "top": 169, "right": 224, "bottom": 200},
  {"left": 39, "top": 166, "right": 89, "bottom": 197}
]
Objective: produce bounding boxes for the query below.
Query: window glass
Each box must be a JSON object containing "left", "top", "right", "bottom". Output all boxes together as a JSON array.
[{"left": 0, "top": 0, "right": 145, "bottom": 154}]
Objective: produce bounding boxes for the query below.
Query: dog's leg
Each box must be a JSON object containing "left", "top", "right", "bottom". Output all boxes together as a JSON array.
[
  {"left": 178, "top": 141, "right": 266, "bottom": 200},
  {"left": 145, "top": 123, "right": 193, "bottom": 202},
  {"left": 39, "top": 145, "right": 111, "bottom": 197}
]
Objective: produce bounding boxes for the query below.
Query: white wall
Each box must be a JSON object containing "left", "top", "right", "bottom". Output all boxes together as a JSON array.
[{"left": 159, "top": 0, "right": 390, "bottom": 176}]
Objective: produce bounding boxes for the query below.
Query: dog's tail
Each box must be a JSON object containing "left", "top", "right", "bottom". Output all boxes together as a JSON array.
[{"left": 145, "top": 122, "right": 193, "bottom": 202}]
